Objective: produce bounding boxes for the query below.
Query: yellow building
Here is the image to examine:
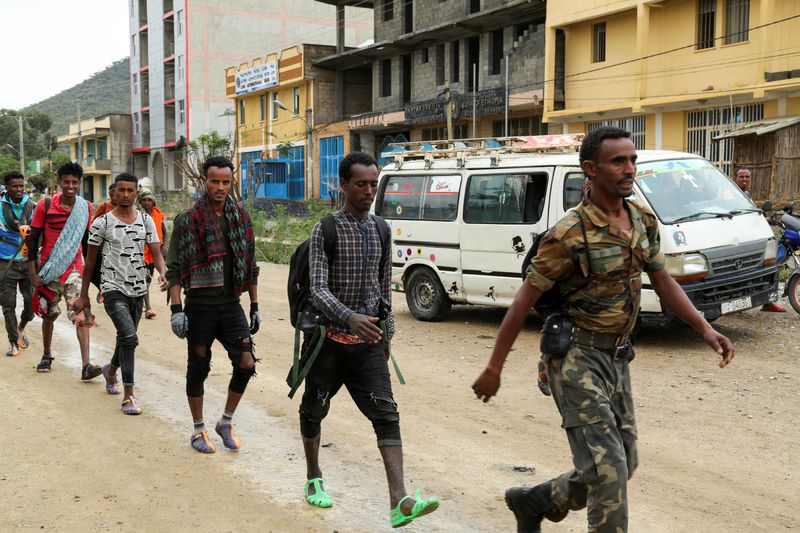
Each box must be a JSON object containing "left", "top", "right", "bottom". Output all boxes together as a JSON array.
[
  {"left": 226, "top": 44, "right": 354, "bottom": 202},
  {"left": 57, "top": 113, "right": 132, "bottom": 204},
  {"left": 544, "top": 0, "right": 800, "bottom": 174}
]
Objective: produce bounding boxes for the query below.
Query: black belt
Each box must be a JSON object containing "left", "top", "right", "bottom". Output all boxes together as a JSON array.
[{"left": 570, "top": 327, "right": 632, "bottom": 360}]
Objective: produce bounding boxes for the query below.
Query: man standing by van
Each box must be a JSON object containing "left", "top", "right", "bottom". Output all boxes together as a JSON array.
[
  {"left": 472, "top": 127, "right": 735, "bottom": 533},
  {"left": 735, "top": 167, "right": 786, "bottom": 312},
  {"left": 299, "top": 152, "right": 439, "bottom": 527}
]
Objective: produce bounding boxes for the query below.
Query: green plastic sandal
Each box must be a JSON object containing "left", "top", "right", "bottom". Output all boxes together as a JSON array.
[
  {"left": 390, "top": 489, "right": 440, "bottom": 528},
  {"left": 304, "top": 477, "right": 333, "bottom": 508}
]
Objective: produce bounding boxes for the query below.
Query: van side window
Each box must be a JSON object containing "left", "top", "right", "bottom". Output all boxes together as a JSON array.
[
  {"left": 563, "top": 173, "right": 586, "bottom": 211},
  {"left": 380, "top": 175, "right": 461, "bottom": 221},
  {"left": 464, "top": 173, "right": 548, "bottom": 224}
]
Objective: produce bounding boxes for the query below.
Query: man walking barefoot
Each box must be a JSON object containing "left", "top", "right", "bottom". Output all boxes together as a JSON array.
[
  {"left": 72, "top": 173, "right": 167, "bottom": 415},
  {"left": 166, "top": 156, "right": 260, "bottom": 453},
  {"left": 298, "top": 152, "right": 438, "bottom": 528},
  {"left": 26, "top": 163, "right": 100, "bottom": 378}
]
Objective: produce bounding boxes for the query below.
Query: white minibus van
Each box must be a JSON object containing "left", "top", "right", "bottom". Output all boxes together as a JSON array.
[{"left": 373, "top": 135, "right": 779, "bottom": 322}]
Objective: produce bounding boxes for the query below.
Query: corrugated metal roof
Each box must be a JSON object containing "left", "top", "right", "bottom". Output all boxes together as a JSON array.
[{"left": 714, "top": 116, "right": 800, "bottom": 140}]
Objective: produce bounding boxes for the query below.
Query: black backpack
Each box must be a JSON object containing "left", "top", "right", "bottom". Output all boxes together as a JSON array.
[
  {"left": 520, "top": 211, "right": 592, "bottom": 315},
  {"left": 287, "top": 213, "right": 391, "bottom": 331}
]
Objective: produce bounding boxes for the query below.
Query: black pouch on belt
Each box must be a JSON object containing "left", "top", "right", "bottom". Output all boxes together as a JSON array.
[{"left": 540, "top": 312, "right": 575, "bottom": 360}]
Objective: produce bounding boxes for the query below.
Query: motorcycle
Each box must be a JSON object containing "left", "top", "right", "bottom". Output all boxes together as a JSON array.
[{"left": 762, "top": 201, "right": 800, "bottom": 313}]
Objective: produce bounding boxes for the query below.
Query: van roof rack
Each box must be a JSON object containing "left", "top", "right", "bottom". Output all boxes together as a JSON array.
[{"left": 381, "top": 134, "right": 584, "bottom": 168}]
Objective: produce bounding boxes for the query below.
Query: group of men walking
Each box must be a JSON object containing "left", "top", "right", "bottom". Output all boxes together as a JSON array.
[
  {"left": 3, "top": 153, "right": 438, "bottom": 529},
  {"left": 3, "top": 129, "right": 741, "bottom": 531}
]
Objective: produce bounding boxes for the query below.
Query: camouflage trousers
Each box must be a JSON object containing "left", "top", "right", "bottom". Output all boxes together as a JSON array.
[
  {"left": 0, "top": 260, "right": 34, "bottom": 344},
  {"left": 545, "top": 342, "right": 637, "bottom": 533}
]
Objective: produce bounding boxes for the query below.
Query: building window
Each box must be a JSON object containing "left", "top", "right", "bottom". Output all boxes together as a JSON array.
[
  {"left": 469, "top": 0, "right": 480, "bottom": 14},
  {"left": 587, "top": 116, "right": 646, "bottom": 150},
  {"left": 133, "top": 73, "right": 138, "bottom": 94},
  {"left": 97, "top": 138, "right": 108, "bottom": 160},
  {"left": 238, "top": 100, "right": 246, "bottom": 125},
  {"left": 435, "top": 44, "right": 445, "bottom": 85},
  {"left": 421, "top": 124, "right": 468, "bottom": 141},
  {"left": 178, "top": 99, "right": 185, "bottom": 124},
  {"left": 293, "top": 87, "right": 300, "bottom": 115},
  {"left": 259, "top": 94, "right": 266, "bottom": 122},
  {"left": 176, "top": 9, "right": 183, "bottom": 36},
  {"left": 725, "top": 0, "right": 749, "bottom": 44},
  {"left": 383, "top": 0, "right": 393, "bottom": 21},
  {"left": 451, "top": 41, "right": 460, "bottom": 83},
  {"left": 686, "top": 103, "right": 763, "bottom": 176},
  {"left": 420, "top": 48, "right": 429, "bottom": 64},
  {"left": 697, "top": 0, "right": 716, "bottom": 50},
  {"left": 381, "top": 59, "right": 392, "bottom": 97},
  {"left": 271, "top": 92, "right": 278, "bottom": 120},
  {"left": 490, "top": 29, "right": 503, "bottom": 75},
  {"left": 592, "top": 22, "right": 606, "bottom": 63},
  {"left": 131, "top": 35, "right": 136, "bottom": 57},
  {"left": 492, "top": 117, "right": 544, "bottom": 137},
  {"left": 134, "top": 112, "right": 140, "bottom": 135},
  {"left": 177, "top": 54, "right": 184, "bottom": 81}
]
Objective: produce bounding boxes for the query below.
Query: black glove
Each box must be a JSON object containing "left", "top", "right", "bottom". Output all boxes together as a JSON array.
[
  {"left": 249, "top": 303, "right": 260, "bottom": 335},
  {"left": 170, "top": 304, "right": 188, "bottom": 339}
]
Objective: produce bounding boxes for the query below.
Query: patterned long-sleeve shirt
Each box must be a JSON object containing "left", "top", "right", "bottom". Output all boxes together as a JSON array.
[{"left": 309, "top": 208, "right": 394, "bottom": 339}]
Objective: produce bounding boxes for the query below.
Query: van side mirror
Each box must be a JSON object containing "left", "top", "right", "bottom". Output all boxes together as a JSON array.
[{"left": 762, "top": 200, "right": 773, "bottom": 212}]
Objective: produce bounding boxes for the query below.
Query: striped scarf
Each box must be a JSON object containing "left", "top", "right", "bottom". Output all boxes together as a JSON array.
[
  {"left": 177, "top": 194, "right": 255, "bottom": 295},
  {"left": 38, "top": 196, "right": 89, "bottom": 284}
]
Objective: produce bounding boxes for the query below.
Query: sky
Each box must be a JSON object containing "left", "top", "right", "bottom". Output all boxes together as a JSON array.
[{"left": 0, "top": 0, "right": 129, "bottom": 110}]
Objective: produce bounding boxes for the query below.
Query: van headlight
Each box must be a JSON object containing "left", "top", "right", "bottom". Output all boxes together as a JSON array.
[
  {"left": 665, "top": 253, "right": 709, "bottom": 282},
  {"left": 763, "top": 238, "right": 778, "bottom": 267}
]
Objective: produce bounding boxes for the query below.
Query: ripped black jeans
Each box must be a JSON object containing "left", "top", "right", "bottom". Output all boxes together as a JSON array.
[
  {"left": 299, "top": 338, "right": 401, "bottom": 447},
  {"left": 185, "top": 301, "right": 255, "bottom": 397},
  {"left": 103, "top": 290, "right": 143, "bottom": 387}
]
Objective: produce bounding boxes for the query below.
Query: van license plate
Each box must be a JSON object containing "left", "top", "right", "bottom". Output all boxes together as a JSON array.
[{"left": 721, "top": 296, "right": 752, "bottom": 314}]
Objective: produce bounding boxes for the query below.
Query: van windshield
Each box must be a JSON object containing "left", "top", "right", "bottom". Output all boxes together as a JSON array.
[{"left": 634, "top": 158, "right": 754, "bottom": 224}]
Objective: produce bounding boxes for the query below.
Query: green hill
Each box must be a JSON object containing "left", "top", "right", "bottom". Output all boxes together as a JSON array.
[{"left": 25, "top": 58, "right": 130, "bottom": 136}]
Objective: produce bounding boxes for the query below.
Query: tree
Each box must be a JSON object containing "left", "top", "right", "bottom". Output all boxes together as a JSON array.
[
  {"left": 0, "top": 154, "right": 19, "bottom": 177},
  {"left": 0, "top": 108, "right": 54, "bottom": 162},
  {"left": 175, "top": 130, "right": 243, "bottom": 200}
]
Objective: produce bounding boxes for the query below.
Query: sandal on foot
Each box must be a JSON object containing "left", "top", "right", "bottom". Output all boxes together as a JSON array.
[
  {"left": 390, "top": 489, "right": 440, "bottom": 528},
  {"left": 214, "top": 421, "right": 241, "bottom": 450},
  {"left": 36, "top": 355, "right": 53, "bottom": 373},
  {"left": 304, "top": 478, "right": 332, "bottom": 508},
  {"left": 16, "top": 333, "right": 29, "bottom": 350},
  {"left": 81, "top": 363, "right": 103, "bottom": 381},
  {"left": 102, "top": 364, "right": 120, "bottom": 395},
  {"left": 121, "top": 397, "right": 142, "bottom": 415},
  {"left": 145, "top": 310, "right": 157, "bottom": 319},
  {"left": 190, "top": 431, "right": 216, "bottom": 454}
]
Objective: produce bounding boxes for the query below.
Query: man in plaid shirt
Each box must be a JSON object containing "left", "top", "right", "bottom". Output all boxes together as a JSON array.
[{"left": 298, "top": 152, "right": 439, "bottom": 527}]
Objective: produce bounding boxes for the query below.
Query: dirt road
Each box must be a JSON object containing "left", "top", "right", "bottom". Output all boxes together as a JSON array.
[{"left": 2, "top": 263, "right": 798, "bottom": 532}]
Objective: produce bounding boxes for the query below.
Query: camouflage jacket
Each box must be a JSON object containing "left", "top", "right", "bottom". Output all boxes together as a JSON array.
[{"left": 526, "top": 198, "right": 665, "bottom": 335}]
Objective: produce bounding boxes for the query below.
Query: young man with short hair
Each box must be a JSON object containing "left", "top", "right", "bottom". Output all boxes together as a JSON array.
[
  {"left": 166, "top": 156, "right": 260, "bottom": 453},
  {"left": 0, "top": 171, "right": 35, "bottom": 357},
  {"left": 734, "top": 167, "right": 786, "bottom": 312},
  {"left": 137, "top": 189, "right": 167, "bottom": 319},
  {"left": 72, "top": 173, "right": 167, "bottom": 415},
  {"left": 299, "top": 152, "right": 439, "bottom": 527},
  {"left": 26, "top": 162, "right": 100, "bottom": 378},
  {"left": 473, "top": 128, "right": 735, "bottom": 533}
]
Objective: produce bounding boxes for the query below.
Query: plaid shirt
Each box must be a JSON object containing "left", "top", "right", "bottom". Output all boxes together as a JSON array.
[{"left": 309, "top": 208, "right": 394, "bottom": 339}]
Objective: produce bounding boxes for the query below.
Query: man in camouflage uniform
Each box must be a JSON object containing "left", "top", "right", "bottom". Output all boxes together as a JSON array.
[{"left": 472, "top": 127, "right": 735, "bottom": 533}]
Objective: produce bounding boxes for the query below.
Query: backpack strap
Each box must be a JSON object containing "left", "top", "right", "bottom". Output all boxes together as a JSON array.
[{"left": 370, "top": 214, "right": 391, "bottom": 279}]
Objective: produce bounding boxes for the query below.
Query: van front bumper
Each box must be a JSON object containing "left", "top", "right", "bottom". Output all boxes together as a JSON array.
[{"left": 667, "top": 266, "right": 779, "bottom": 321}]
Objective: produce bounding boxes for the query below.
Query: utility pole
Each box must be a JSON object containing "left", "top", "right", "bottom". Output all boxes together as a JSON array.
[
  {"left": 76, "top": 100, "right": 82, "bottom": 164},
  {"left": 17, "top": 115, "right": 24, "bottom": 175},
  {"left": 306, "top": 107, "right": 314, "bottom": 200},
  {"left": 504, "top": 54, "right": 509, "bottom": 137}
]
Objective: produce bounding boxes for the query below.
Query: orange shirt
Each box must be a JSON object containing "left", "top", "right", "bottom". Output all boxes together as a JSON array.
[{"left": 143, "top": 206, "right": 165, "bottom": 264}]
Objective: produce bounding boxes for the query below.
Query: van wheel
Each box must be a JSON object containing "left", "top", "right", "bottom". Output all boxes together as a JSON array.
[{"left": 405, "top": 269, "right": 452, "bottom": 321}]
